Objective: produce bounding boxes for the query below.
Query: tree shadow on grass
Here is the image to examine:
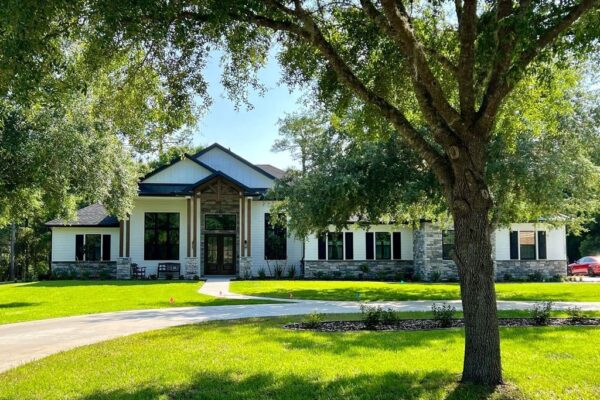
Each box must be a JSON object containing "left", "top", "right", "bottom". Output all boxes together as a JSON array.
[
  {"left": 250, "top": 285, "right": 462, "bottom": 301},
  {"left": 0, "top": 302, "right": 41, "bottom": 308},
  {"left": 78, "top": 370, "right": 504, "bottom": 400},
  {"left": 12, "top": 280, "right": 202, "bottom": 288}
]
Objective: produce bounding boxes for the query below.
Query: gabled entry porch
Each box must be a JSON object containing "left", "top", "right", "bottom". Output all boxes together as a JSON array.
[{"left": 187, "top": 173, "right": 254, "bottom": 277}]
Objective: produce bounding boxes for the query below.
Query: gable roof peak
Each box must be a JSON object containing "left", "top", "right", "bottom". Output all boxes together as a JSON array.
[{"left": 191, "top": 142, "right": 278, "bottom": 180}]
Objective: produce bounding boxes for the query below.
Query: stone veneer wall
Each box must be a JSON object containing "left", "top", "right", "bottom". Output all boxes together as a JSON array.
[
  {"left": 305, "top": 260, "right": 414, "bottom": 279},
  {"left": 52, "top": 261, "right": 117, "bottom": 279},
  {"left": 413, "top": 223, "right": 458, "bottom": 280},
  {"left": 239, "top": 256, "right": 252, "bottom": 279},
  {"left": 495, "top": 260, "right": 566, "bottom": 280},
  {"left": 415, "top": 223, "right": 566, "bottom": 281},
  {"left": 184, "top": 257, "right": 199, "bottom": 278},
  {"left": 116, "top": 257, "right": 131, "bottom": 279}
]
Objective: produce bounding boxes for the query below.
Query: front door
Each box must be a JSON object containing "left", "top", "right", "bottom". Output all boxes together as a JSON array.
[{"left": 204, "top": 234, "right": 236, "bottom": 275}]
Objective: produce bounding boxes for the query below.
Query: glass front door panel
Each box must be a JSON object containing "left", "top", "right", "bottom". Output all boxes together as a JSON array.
[
  {"left": 207, "top": 236, "right": 218, "bottom": 264},
  {"left": 204, "top": 234, "right": 236, "bottom": 275}
]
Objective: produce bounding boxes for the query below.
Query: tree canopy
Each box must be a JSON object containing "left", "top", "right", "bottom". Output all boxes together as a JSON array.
[{"left": 271, "top": 65, "right": 600, "bottom": 237}]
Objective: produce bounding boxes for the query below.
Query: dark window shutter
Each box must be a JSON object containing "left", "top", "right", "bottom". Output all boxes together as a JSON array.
[
  {"left": 366, "top": 232, "right": 374, "bottom": 260},
  {"left": 102, "top": 235, "right": 111, "bottom": 261},
  {"left": 345, "top": 232, "right": 354, "bottom": 260},
  {"left": 393, "top": 232, "right": 401, "bottom": 260},
  {"left": 537, "top": 231, "right": 547, "bottom": 260},
  {"left": 75, "top": 234, "right": 84, "bottom": 261},
  {"left": 509, "top": 231, "right": 519, "bottom": 260},
  {"left": 318, "top": 234, "right": 326, "bottom": 260}
]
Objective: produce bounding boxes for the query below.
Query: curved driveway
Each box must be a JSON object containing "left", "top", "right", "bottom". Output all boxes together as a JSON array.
[{"left": 2, "top": 278, "right": 600, "bottom": 373}]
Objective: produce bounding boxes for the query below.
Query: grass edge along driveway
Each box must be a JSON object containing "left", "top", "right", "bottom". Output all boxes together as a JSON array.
[
  {"left": 0, "top": 280, "right": 275, "bottom": 325},
  {"left": 1, "top": 314, "right": 599, "bottom": 400},
  {"left": 230, "top": 280, "right": 600, "bottom": 302}
]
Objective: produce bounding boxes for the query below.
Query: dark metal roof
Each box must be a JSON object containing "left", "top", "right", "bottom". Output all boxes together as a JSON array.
[
  {"left": 45, "top": 204, "right": 120, "bottom": 227},
  {"left": 138, "top": 173, "right": 269, "bottom": 197},
  {"left": 138, "top": 183, "right": 192, "bottom": 196},
  {"left": 255, "top": 164, "right": 286, "bottom": 179}
]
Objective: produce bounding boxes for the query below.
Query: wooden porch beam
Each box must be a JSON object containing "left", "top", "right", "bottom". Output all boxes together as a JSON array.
[
  {"left": 247, "top": 198, "right": 252, "bottom": 257},
  {"left": 240, "top": 195, "right": 245, "bottom": 257},
  {"left": 119, "top": 220, "right": 124, "bottom": 257},
  {"left": 187, "top": 198, "right": 191, "bottom": 257}
]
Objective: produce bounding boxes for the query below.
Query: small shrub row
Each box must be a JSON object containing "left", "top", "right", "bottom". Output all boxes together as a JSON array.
[
  {"left": 431, "top": 303, "right": 457, "bottom": 327},
  {"left": 303, "top": 311, "right": 324, "bottom": 328},
  {"left": 302, "top": 303, "right": 588, "bottom": 331},
  {"left": 359, "top": 305, "right": 401, "bottom": 329},
  {"left": 502, "top": 272, "right": 564, "bottom": 282},
  {"left": 256, "top": 264, "right": 297, "bottom": 280}
]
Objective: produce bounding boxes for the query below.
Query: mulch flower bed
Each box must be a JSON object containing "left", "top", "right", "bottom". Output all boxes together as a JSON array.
[{"left": 284, "top": 318, "right": 600, "bottom": 332}]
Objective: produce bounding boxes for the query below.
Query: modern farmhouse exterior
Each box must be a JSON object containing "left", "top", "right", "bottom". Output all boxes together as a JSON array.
[{"left": 47, "top": 143, "right": 568, "bottom": 281}]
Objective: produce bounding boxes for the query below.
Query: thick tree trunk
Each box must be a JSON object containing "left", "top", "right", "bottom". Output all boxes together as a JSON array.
[
  {"left": 454, "top": 207, "right": 502, "bottom": 385},
  {"left": 448, "top": 152, "right": 502, "bottom": 385}
]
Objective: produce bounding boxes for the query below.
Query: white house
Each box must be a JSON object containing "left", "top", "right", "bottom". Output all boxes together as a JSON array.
[{"left": 47, "top": 143, "right": 568, "bottom": 281}]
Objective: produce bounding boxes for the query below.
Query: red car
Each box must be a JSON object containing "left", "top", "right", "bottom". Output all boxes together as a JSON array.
[{"left": 568, "top": 256, "right": 600, "bottom": 276}]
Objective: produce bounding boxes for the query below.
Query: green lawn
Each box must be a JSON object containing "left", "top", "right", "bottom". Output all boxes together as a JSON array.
[
  {"left": 1, "top": 314, "right": 599, "bottom": 399},
  {"left": 0, "top": 280, "right": 272, "bottom": 325},
  {"left": 231, "top": 280, "right": 600, "bottom": 302}
]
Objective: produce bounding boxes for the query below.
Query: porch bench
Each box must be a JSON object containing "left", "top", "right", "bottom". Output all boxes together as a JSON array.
[{"left": 157, "top": 263, "right": 181, "bottom": 279}]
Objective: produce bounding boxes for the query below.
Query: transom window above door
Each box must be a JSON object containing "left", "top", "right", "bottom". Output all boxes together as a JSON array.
[{"left": 205, "top": 214, "right": 236, "bottom": 231}]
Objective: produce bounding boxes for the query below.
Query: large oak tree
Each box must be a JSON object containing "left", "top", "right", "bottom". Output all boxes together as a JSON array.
[{"left": 2, "top": 0, "right": 599, "bottom": 385}]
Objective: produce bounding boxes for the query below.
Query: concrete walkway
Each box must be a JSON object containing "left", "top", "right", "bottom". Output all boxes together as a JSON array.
[{"left": 2, "top": 278, "right": 600, "bottom": 373}]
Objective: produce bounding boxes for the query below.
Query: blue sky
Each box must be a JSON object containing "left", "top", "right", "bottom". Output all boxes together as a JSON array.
[{"left": 192, "top": 53, "right": 305, "bottom": 169}]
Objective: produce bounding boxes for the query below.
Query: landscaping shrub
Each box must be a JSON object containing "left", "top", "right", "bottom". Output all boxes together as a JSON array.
[
  {"left": 193, "top": 275, "right": 200, "bottom": 281},
  {"left": 381, "top": 308, "right": 400, "bottom": 324},
  {"left": 358, "top": 263, "right": 370, "bottom": 279},
  {"left": 303, "top": 311, "right": 324, "bottom": 328},
  {"left": 273, "top": 264, "right": 284, "bottom": 279},
  {"left": 566, "top": 306, "right": 585, "bottom": 323},
  {"left": 530, "top": 301, "right": 553, "bottom": 325},
  {"left": 258, "top": 268, "right": 267, "bottom": 279},
  {"left": 376, "top": 271, "right": 387, "bottom": 281},
  {"left": 52, "top": 271, "right": 68, "bottom": 280},
  {"left": 431, "top": 303, "right": 456, "bottom": 328},
  {"left": 547, "top": 274, "right": 563, "bottom": 282},
  {"left": 287, "top": 265, "right": 297, "bottom": 279},
  {"left": 429, "top": 269, "right": 442, "bottom": 282},
  {"left": 333, "top": 271, "right": 342, "bottom": 279},
  {"left": 149, "top": 274, "right": 158, "bottom": 280},
  {"left": 402, "top": 267, "right": 415, "bottom": 281},
  {"left": 527, "top": 270, "right": 545, "bottom": 282},
  {"left": 503, "top": 273, "right": 513, "bottom": 282},
  {"left": 360, "top": 304, "right": 384, "bottom": 329}
]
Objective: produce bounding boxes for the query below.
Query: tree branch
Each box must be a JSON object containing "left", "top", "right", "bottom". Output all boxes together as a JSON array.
[
  {"left": 424, "top": 46, "right": 459, "bottom": 77},
  {"left": 456, "top": 0, "right": 477, "bottom": 120},
  {"left": 519, "top": 0, "right": 599, "bottom": 68},
  {"left": 245, "top": 4, "right": 453, "bottom": 185},
  {"left": 378, "top": 0, "right": 467, "bottom": 139},
  {"left": 477, "top": 0, "right": 599, "bottom": 133}
]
